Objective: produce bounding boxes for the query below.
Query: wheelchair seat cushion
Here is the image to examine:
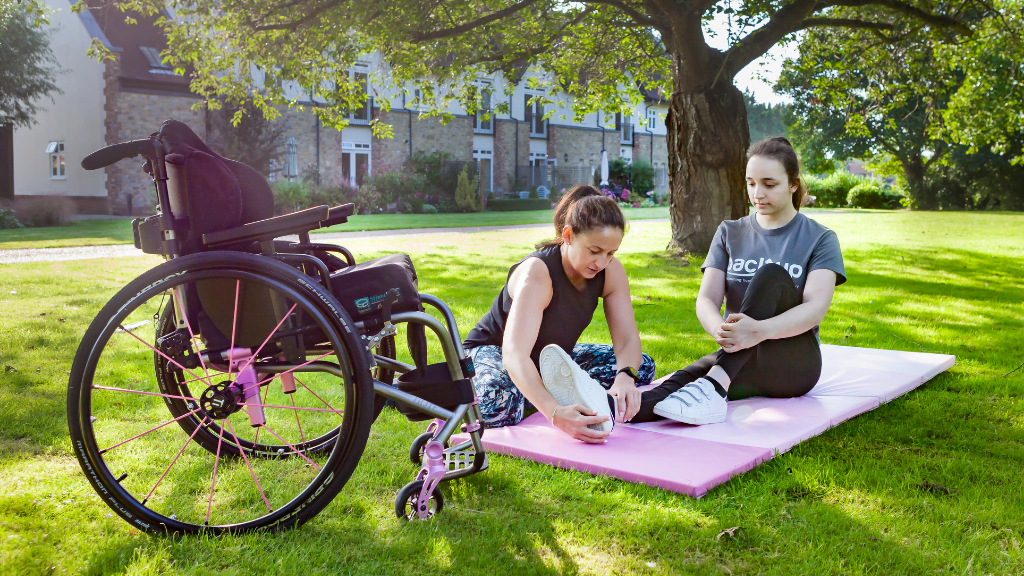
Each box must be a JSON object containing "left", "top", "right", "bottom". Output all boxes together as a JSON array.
[{"left": 330, "top": 253, "right": 421, "bottom": 321}]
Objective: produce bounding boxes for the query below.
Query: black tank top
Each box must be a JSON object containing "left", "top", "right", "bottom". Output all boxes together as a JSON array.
[{"left": 463, "top": 244, "right": 606, "bottom": 366}]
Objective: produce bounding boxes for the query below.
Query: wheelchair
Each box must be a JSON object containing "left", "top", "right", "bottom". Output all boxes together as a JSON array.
[{"left": 68, "top": 120, "right": 487, "bottom": 534}]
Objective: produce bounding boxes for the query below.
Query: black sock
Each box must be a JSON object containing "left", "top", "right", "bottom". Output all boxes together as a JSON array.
[{"left": 702, "top": 374, "right": 728, "bottom": 398}]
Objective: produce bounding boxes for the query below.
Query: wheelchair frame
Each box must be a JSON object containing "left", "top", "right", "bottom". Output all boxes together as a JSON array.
[{"left": 74, "top": 135, "right": 487, "bottom": 527}]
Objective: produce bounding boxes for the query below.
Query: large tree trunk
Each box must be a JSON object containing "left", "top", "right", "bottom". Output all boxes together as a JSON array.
[
  {"left": 902, "top": 154, "right": 935, "bottom": 209},
  {"left": 666, "top": 82, "right": 750, "bottom": 254}
]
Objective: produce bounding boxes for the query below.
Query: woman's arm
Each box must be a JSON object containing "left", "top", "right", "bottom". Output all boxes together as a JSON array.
[
  {"left": 503, "top": 259, "right": 611, "bottom": 443},
  {"left": 717, "top": 269, "right": 838, "bottom": 352},
  {"left": 696, "top": 267, "right": 728, "bottom": 338},
  {"left": 601, "top": 258, "right": 643, "bottom": 422}
]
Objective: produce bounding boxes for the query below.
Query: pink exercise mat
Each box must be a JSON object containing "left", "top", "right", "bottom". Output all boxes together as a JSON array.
[{"left": 455, "top": 345, "right": 955, "bottom": 497}]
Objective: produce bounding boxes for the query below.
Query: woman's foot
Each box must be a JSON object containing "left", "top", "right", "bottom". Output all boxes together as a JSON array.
[
  {"left": 652, "top": 378, "right": 727, "bottom": 425},
  {"left": 539, "top": 344, "right": 614, "bottom": 432}
]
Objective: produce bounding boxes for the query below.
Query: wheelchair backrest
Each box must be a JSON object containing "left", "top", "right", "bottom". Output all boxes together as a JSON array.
[{"left": 155, "top": 120, "right": 275, "bottom": 253}]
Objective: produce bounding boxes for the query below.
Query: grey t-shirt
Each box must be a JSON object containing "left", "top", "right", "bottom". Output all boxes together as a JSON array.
[{"left": 701, "top": 213, "right": 846, "bottom": 329}]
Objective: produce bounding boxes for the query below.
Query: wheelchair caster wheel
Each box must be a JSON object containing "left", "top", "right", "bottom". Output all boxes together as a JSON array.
[
  {"left": 409, "top": 432, "right": 448, "bottom": 465},
  {"left": 395, "top": 480, "right": 443, "bottom": 521}
]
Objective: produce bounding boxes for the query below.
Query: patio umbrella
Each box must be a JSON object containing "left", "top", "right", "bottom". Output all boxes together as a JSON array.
[
  {"left": 600, "top": 149, "right": 609, "bottom": 186},
  {"left": 284, "top": 137, "right": 299, "bottom": 181}
]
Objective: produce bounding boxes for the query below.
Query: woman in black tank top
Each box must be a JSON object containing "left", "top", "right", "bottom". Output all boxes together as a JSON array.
[{"left": 463, "top": 186, "right": 656, "bottom": 442}]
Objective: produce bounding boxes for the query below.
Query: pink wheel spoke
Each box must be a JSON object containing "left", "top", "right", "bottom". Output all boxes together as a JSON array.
[
  {"left": 258, "top": 424, "right": 322, "bottom": 470},
  {"left": 205, "top": 423, "right": 224, "bottom": 525},
  {"left": 228, "top": 280, "right": 240, "bottom": 369},
  {"left": 232, "top": 303, "right": 298, "bottom": 383},
  {"left": 172, "top": 287, "right": 213, "bottom": 387},
  {"left": 252, "top": 351, "right": 334, "bottom": 390},
  {"left": 177, "top": 367, "right": 229, "bottom": 388},
  {"left": 101, "top": 408, "right": 201, "bottom": 454},
  {"left": 143, "top": 417, "right": 209, "bottom": 505},
  {"left": 224, "top": 418, "right": 272, "bottom": 513},
  {"left": 118, "top": 326, "right": 204, "bottom": 383},
  {"left": 239, "top": 401, "right": 343, "bottom": 414},
  {"left": 289, "top": 394, "right": 306, "bottom": 444},
  {"left": 93, "top": 385, "right": 197, "bottom": 403},
  {"left": 294, "top": 376, "right": 338, "bottom": 412}
]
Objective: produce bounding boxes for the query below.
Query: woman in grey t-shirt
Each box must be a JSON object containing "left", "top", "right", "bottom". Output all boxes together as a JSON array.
[{"left": 634, "top": 137, "right": 846, "bottom": 425}]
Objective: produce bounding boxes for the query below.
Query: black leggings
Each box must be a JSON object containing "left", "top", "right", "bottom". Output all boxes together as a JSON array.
[{"left": 634, "top": 263, "right": 822, "bottom": 423}]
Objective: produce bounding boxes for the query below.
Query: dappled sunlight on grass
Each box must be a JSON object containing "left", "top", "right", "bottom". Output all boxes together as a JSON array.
[{"left": 1, "top": 214, "right": 1023, "bottom": 574}]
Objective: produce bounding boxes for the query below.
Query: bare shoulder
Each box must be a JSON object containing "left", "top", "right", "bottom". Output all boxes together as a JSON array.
[
  {"left": 508, "top": 256, "right": 553, "bottom": 300},
  {"left": 601, "top": 257, "right": 629, "bottom": 298}
]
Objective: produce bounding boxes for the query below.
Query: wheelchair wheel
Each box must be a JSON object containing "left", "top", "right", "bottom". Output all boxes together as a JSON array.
[
  {"left": 153, "top": 303, "right": 345, "bottom": 458},
  {"left": 68, "top": 252, "right": 375, "bottom": 534},
  {"left": 395, "top": 480, "right": 443, "bottom": 521}
]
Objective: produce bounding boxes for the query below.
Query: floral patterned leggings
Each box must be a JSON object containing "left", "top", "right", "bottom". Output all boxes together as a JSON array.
[{"left": 466, "top": 343, "right": 656, "bottom": 428}]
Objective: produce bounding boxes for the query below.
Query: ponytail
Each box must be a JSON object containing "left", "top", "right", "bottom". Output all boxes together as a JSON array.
[{"left": 537, "top": 185, "right": 627, "bottom": 249}]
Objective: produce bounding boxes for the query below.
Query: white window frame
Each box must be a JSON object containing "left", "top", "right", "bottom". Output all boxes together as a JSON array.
[
  {"left": 647, "top": 108, "right": 659, "bottom": 131},
  {"left": 473, "top": 148, "right": 494, "bottom": 192},
  {"left": 344, "top": 65, "right": 371, "bottom": 124},
  {"left": 617, "top": 113, "right": 633, "bottom": 145},
  {"left": 474, "top": 82, "right": 494, "bottom": 134},
  {"left": 46, "top": 141, "right": 65, "bottom": 180},
  {"left": 524, "top": 93, "right": 547, "bottom": 138},
  {"left": 341, "top": 142, "right": 371, "bottom": 187}
]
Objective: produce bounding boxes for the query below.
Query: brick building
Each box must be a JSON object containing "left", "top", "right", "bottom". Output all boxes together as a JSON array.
[{"left": 3, "top": 0, "right": 670, "bottom": 214}]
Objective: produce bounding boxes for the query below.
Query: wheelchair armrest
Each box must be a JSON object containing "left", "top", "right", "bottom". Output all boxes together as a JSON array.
[
  {"left": 203, "top": 205, "right": 330, "bottom": 248},
  {"left": 320, "top": 203, "right": 355, "bottom": 228}
]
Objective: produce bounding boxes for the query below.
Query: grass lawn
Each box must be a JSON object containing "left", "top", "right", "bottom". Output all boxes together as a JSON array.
[
  {"left": 1, "top": 211, "right": 1023, "bottom": 575},
  {"left": 0, "top": 207, "right": 669, "bottom": 250}
]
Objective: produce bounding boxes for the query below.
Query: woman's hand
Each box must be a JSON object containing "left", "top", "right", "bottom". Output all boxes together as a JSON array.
[
  {"left": 715, "top": 313, "right": 764, "bottom": 352},
  {"left": 550, "top": 404, "right": 611, "bottom": 443},
  {"left": 608, "top": 373, "right": 641, "bottom": 422}
]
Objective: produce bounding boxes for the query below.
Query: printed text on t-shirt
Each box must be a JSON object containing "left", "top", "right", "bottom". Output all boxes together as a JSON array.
[{"left": 729, "top": 258, "right": 804, "bottom": 279}]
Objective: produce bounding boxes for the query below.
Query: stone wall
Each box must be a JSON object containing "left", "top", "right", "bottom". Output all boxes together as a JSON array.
[
  {"left": 110, "top": 90, "right": 205, "bottom": 214},
  {"left": 632, "top": 132, "right": 668, "bottom": 168},
  {"left": 493, "top": 119, "right": 529, "bottom": 192},
  {"left": 548, "top": 125, "right": 617, "bottom": 175}
]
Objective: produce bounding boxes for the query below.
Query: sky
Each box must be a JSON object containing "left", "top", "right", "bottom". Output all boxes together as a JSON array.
[{"left": 703, "top": 14, "right": 800, "bottom": 106}]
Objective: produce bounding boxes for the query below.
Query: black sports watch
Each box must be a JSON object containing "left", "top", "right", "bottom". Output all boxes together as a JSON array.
[{"left": 617, "top": 366, "right": 639, "bottom": 383}]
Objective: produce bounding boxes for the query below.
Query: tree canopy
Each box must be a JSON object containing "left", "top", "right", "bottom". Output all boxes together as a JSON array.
[
  {"left": 75, "top": 0, "right": 977, "bottom": 250},
  {"left": 0, "top": 0, "right": 62, "bottom": 128}
]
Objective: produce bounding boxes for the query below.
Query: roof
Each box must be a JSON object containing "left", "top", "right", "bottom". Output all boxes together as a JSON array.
[{"left": 85, "top": 1, "right": 193, "bottom": 95}]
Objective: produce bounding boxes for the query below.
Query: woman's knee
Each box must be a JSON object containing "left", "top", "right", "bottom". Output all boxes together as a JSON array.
[{"left": 750, "top": 262, "right": 796, "bottom": 288}]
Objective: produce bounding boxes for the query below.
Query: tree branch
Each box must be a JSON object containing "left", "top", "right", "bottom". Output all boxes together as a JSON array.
[
  {"left": 795, "top": 17, "right": 896, "bottom": 32},
  {"left": 464, "top": 7, "right": 597, "bottom": 66},
  {"left": 823, "top": 0, "right": 973, "bottom": 36},
  {"left": 582, "top": 0, "right": 656, "bottom": 27},
  {"left": 725, "top": 0, "right": 821, "bottom": 77},
  {"left": 250, "top": 0, "right": 348, "bottom": 31},
  {"left": 410, "top": 0, "right": 543, "bottom": 42}
]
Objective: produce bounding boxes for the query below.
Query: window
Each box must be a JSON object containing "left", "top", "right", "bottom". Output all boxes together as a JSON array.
[
  {"left": 139, "top": 46, "right": 178, "bottom": 76},
  {"left": 647, "top": 108, "right": 658, "bottom": 130},
  {"left": 46, "top": 141, "right": 65, "bottom": 179},
  {"left": 474, "top": 87, "right": 493, "bottom": 134},
  {"left": 346, "top": 70, "right": 371, "bottom": 124},
  {"left": 616, "top": 113, "right": 633, "bottom": 145},
  {"left": 524, "top": 94, "right": 547, "bottom": 138},
  {"left": 473, "top": 149, "right": 493, "bottom": 192},
  {"left": 341, "top": 142, "right": 371, "bottom": 187},
  {"left": 529, "top": 151, "right": 548, "bottom": 168}
]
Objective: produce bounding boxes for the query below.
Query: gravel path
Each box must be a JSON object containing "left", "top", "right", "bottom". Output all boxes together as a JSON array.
[{"left": 1, "top": 220, "right": 668, "bottom": 264}]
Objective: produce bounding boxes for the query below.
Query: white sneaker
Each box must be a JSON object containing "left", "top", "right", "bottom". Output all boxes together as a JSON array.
[
  {"left": 538, "top": 344, "right": 613, "bottom": 432},
  {"left": 653, "top": 378, "right": 727, "bottom": 425}
]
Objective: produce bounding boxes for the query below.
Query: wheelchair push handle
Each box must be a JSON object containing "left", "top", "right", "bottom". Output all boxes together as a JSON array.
[{"left": 81, "top": 138, "right": 156, "bottom": 170}]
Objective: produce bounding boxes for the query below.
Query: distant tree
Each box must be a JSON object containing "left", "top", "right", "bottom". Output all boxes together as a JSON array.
[
  {"left": 941, "top": 0, "right": 1024, "bottom": 164},
  {"left": 0, "top": 1, "right": 61, "bottom": 128},
  {"left": 776, "top": 20, "right": 960, "bottom": 209},
  {"left": 454, "top": 166, "right": 478, "bottom": 212},
  {"left": 210, "top": 101, "right": 287, "bottom": 176},
  {"left": 744, "top": 92, "right": 789, "bottom": 143},
  {"left": 106, "top": 0, "right": 975, "bottom": 253}
]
